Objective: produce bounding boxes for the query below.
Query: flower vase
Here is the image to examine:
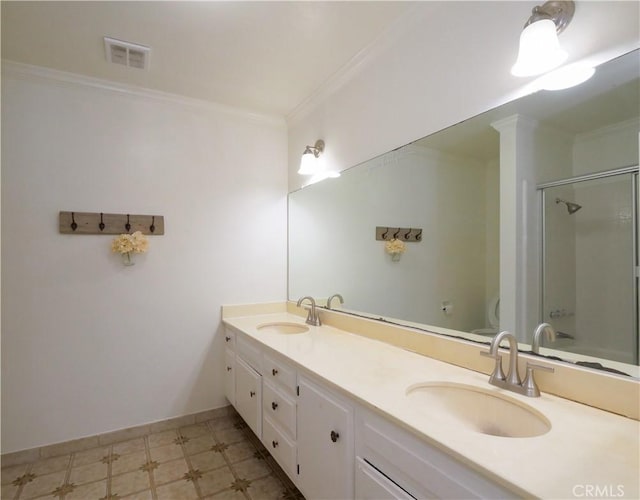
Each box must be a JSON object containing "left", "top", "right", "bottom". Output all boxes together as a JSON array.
[
  {"left": 122, "top": 252, "right": 135, "bottom": 266},
  {"left": 391, "top": 252, "right": 401, "bottom": 262}
]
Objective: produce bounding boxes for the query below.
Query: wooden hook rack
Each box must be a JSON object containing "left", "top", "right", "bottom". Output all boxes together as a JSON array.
[
  {"left": 59, "top": 211, "right": 164, "bottom": 235},
  {"left": 376, "top": 226, "right": 422, "bottom": 242}
]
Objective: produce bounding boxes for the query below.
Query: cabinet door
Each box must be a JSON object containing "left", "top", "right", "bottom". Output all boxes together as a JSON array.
[
  {"left": 297, "top": 375, "right": 353, "bottom": 500},
  {"left": 223, "top": 348, "right": 236, "bottom": 406},
  {"left": 235, "top": 356, "right": 262, "bottom": 438}
]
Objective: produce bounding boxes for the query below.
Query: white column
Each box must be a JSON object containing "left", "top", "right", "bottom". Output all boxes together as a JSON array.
[{"left": 491, "top": 114, "right": 540, "bottom": 341}]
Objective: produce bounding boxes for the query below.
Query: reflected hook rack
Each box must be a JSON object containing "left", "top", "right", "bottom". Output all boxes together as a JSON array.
[{"left": 376, "top": 226, "right": 422, "bottom": 242}]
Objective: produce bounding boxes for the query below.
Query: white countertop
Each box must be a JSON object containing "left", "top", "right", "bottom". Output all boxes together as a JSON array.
[{"left": 223, "top": 312, "right": 640, "bottom": 499}]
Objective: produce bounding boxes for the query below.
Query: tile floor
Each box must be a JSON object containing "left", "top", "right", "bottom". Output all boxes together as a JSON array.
[{"left": 1, "top": 410, "right": 305, "bottom": 500}]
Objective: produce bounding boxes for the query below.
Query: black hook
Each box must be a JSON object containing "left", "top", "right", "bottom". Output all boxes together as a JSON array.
[
  {"left": 99, "top": 213, "right": 105, "bottom": 231},
  {"left": 393, "top": 228, "right": 401, "bottom": 239},
  {"left": 70, "top": 212, "right": 78, "bottom": 232},
  {"left": 381, "top": 227, "right": 389, "bottom": 240},
  {"left": 125, "top": 214, "right": 131, "bottom": 232},
  {"left": 415, "top": 229, "right": 422, "bottom": 241},
  {"left": 149, "top": 216, "right": 155, "bottom": 233},
  {"left": 405, "top": 228, "right": 412, "bottom": 239}
]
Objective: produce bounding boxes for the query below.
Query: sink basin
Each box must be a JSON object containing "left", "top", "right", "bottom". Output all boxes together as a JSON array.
[
  {"left": 256, "top": 322, "right": 310, "bottom": 334},
  {"left": 406, "top": 382, "right": 551, "bottom": 438}
]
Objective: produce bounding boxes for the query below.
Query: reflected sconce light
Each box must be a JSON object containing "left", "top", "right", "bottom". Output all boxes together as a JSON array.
[
  {"left": 535, "top": 62, "right": 595, "bottom": 90},
  {"left": 511, "top": 1, "right": 574, "bottom": 77},
  {"left": 298, "top": 139, "right": 325, "bottom": 175}
]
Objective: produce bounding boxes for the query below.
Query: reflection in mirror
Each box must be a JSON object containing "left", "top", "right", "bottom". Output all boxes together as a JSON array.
[
  {"left": 540, "top": 170, "right": 637, "bottom": 365},
  {"left": 288, "top": 50, "right": 639, "bottom": 378}
]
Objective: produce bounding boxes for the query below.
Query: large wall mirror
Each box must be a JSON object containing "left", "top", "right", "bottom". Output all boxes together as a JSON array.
[{"left": 289, "top": 49, "right": 640, "bottom": 378}]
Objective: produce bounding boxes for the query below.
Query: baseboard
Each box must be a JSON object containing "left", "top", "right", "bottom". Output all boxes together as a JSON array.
[{"left": 1, "top": 405, "right": 233, "bottom": 468}]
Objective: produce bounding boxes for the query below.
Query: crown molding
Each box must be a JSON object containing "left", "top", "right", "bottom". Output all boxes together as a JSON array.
[
  {"left": 2, "top": 60, "right": 286, "bottom": 128},
  {"left": 574, "top": 116, "right": 640, "bottom": 144},
  {"left": 285, "top": 3, "right": 436, "bottom": 127}
]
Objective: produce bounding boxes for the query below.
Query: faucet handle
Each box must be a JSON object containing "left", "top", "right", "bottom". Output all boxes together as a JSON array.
[
  {"left": 522, "top": 362, "right": 555, "bottom": 397},
  {"left": 480, "top": 350, "right": 506, "bottom": 382}
]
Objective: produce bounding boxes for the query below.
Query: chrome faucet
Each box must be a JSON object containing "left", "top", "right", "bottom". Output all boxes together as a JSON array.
[
  {"left": 487, "top": 331, "right": 521, "bottom": 386},
  {"left": 297, "top": 296, "right": 321, "bottom": 326},
  {"left": 326, "top": 294, "right": 344, "bottom": 310},
  {"left": 531, "top": 323, "right": 557, "bottom": 354},
  {"left": 481, "top": 330, "right": 554, "bottom": 397}
]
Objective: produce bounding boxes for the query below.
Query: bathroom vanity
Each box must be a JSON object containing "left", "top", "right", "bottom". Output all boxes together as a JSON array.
[{"left": 222, "top": 303, "right": 639, "bottom": 499}]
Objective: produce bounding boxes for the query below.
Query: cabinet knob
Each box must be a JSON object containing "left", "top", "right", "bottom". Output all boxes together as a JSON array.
[
  {"left": 225, "top": 336, "right": 231, "bottom": 342},
  {"left": 272, "top": 368, "right": 278, "bottom": 376},
  {"left": 272, "top": 440, "right": 279, "bottom": 448},
  {"left": 226, "top": 366, "right": 232, "bottom": 372},
  {"left": 271, "top": 402, "right": 278, "bottom": 411},
  {"left": 250, "top": 391, "right": 256, "bottom": 397},
  {"left": 330, "top": 430, "right": 340, "bottom": 443}
]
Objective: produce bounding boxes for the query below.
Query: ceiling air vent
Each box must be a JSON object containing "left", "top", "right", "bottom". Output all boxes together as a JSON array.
[{"left": 104, "top": 37, "right": 150, "bottom": 70}]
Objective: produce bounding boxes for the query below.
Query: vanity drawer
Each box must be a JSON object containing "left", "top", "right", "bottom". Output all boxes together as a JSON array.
[
  {"left": 236, "top": 334, "right": 262, "bottom": 372},
  {"left": 355, "top": 457, "right": 415, "bottom": 499},
  {"left": 264, "top": 352, "right": 296, "bottom": 394},
  {"left": 263, "top": 415, "right": 296, "bottom": 479},
  {"left": 263, "top": 379, "right": 296, "bottom": 439},
  {"left": 223, "top": 328, "right": 236, "bottom": 349},
  {"left": 223, "top": 348, "right": 236, "bottom": 406},
  {"left": 356, "top": 408, "right": 513, "bottom": 499}
]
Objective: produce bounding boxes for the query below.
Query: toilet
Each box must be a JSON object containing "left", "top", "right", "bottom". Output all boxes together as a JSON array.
[{"left": 471, "top": 295, "right": 499, "bottom": 336}]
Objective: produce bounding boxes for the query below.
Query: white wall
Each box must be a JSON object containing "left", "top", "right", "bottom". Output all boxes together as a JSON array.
[
  {"left": 573, "top": 118, "right": 640, "bottom": 175},
  {"left": 287, "top": 1, "right": 639, "bottom": 190},
  {"left": 1, "top": 64, "right": 288, "bottom": 453}
]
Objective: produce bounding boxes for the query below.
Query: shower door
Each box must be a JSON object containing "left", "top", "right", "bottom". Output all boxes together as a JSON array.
[{"left": 540, "top": 168, "right": 638, "bottom": 365}]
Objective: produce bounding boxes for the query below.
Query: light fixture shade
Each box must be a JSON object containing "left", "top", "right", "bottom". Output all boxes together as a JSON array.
[
  {"left": 511, "top": 19, "right": 568, "bottom": 77},
  {"left": 298, "top": 150, "right": 318, "bottom": 175}
]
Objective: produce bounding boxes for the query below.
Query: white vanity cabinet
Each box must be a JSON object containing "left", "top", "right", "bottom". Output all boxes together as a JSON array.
[
  {"left": 223, "top": 323, "right": 515, "bottom": 499},
  {"left": 355, "top": 408, "right": 513, "bottom": 499},
  {"left": 297, "top": 374, "right": 354, "bottom": 500}
]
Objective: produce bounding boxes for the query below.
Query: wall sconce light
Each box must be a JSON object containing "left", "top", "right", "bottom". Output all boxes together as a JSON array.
[
  {"left": 511, "top": 1, "right": 575, "bottom": 77},
  {"left": 298, "top": 139, "right": 325, "bottom": 175}
]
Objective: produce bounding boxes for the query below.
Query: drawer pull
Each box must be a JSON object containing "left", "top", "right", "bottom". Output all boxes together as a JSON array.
[
  {"left": 330, "top": 430, "right": 340, "bottom": 443},
  {"left": 271, "top": 402, "right": 278, "bottom": 411},
  {"left": 226, "top": 366, "right": 232, "bottom": 372},
  {"left": 272, "top": 368, "right": 278, "bottom": 376},
  {"left": 225, "top": 336, "right": 231, "bottom": 342},
  {"left": 250, "top": 391, "right": 256, "bottom": 397},
  {"left": 272, "top": 440, "right": 279, "bottom": 448}
]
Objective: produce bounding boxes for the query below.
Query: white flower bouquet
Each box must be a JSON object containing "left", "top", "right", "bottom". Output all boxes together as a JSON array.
[
  {"left": 111, "top": 231, "right": 149, "bottom": 265},
  {"left": 385, "top": 238, "right": 406, "bottom": 261}
]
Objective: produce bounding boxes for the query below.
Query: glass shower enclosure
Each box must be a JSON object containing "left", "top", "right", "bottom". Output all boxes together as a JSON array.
[{"left": 539, "top": 166, "right": 639, "bottom": 365}]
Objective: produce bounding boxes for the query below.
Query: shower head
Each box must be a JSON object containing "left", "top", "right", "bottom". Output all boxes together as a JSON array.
[{"left": 555, "top": 198, "right": 582, "bottom": 214}]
